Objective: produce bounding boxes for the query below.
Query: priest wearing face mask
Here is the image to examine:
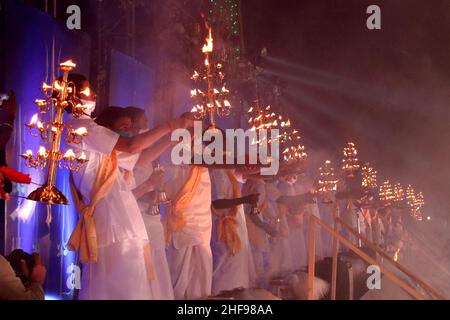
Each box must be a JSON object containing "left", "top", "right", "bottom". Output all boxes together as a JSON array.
[
  {"left": 115, "top": 106, "right": 177, "bottom": 300},
  {"left": 65, "top": 74, "right": 193, "bottom": 300}
]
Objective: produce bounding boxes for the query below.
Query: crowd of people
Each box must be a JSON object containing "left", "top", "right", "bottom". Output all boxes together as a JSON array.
[{"left": 0, "top": 74, "right": 411, "bottom": 300}]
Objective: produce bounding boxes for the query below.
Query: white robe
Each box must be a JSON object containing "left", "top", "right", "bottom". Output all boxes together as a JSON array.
[
  {"left": 130, "top": 160, "right": 175, "bottom": 300},
  {"left": 242, "top": 179, "right": 270, "bottom": 287},
  {"left": 265, "top": 182, "right": 294, "bottom": 278},
  {"left": 294, "top": 176, "right": 326, "bottom": 261},
  {"left": 210, "top": 170, "right": 256, "bottom": 295},
  {"left": 164, "top": 165, "right": 212, "bottom": 299},
  {"left": 280, "top": 180, "right": 307, "bottom": 270},
  {"left": 69, "top": 116, "right": 154, "bottom": 300}
]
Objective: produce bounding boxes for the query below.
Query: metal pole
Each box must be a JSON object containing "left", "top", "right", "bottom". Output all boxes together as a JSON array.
[
  {"left": 331, "top": 202, "right": 339, "bottom": 300},
  {"left": 307, "top": 215, "right": 316, "bottom": 300}
]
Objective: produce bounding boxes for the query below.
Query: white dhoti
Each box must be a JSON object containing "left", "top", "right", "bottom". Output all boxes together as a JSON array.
[
  {"left": 289, "top": 226, "right": 308, "bottom": 270},
  {"left": 210, "top": 170, "right": 256, "bottom": 295},
  {"left": 211, "top": 208, "right": 256, "bottom": 295},
  {"left": 265, "top": 182, "right": 294, "bottom": 278},
  {"left": 164, "top": 166, "right": 213, "bottom": 300},
  {"left": 134, "top": 164, "right": 174, "bottom": 300},
  {"left": 242, "top": 178, "right": 271, "bottom": 288},
  {"left": 142, "top": 215, "right": 174, "bottom": 300},
  {"left": 166, "top": 243, "right": 212, "bottom": 300},
  {"left": 79, "top": 238, "right": 154, "bottom": 300}
]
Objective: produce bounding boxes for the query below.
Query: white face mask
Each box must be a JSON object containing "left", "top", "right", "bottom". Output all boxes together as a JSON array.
[
  {"left": 139, "top": 128, "right": 149, "bottom": 134},
  {"left": 80, "top": 99, "right": 96, "bottom": 116}
]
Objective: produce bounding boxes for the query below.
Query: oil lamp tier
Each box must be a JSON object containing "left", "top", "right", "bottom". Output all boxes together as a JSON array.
[
  {"left": 317, "top": 160, "right": 338, "bottom": 203},
  {"left": 342, "top": 142, "right": 360, "bottom": 178},
  {"left": 361, "top": 163, "right": 377, "bottom": 190},
  {"left": 379, "top": 180, "right": 395, "bottom": 206}
]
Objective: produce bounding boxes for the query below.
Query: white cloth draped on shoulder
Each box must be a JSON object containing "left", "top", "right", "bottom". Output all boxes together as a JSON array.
[
  {"left": 163, "top": 165, "right": 213, "bottom": 299},
  {"left": 69, "top": 116, "right": 155, "bottom": 300}
]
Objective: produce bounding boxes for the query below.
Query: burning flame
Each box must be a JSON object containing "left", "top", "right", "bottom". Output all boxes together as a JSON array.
[
  {"left": 75, "top": 103, "right": 87, "bottom": 110},
  {"left": 42, "top": 82, "right": 53, "bottom": 92},
  {"left": 63, "top": 149, "right": 76, "bottom": 160},
  {"left": 35, "top": 99, "right": 47, "bottom": 107},
  {"left": 60, "top": 60, "right": 76, "bottom": 69},
  {"left": 37, "top": 121, "right": 45, "bottom": 130},
  {"left": 53, "top": 80, "right": 64, "bottom": 91},
  {"left": 202, "top": 28, "right": 213, "bottom": 53},
  {"left": 80, "top": 87, "right": 91, "bottom": 97},
  {"left": 37, "top": 146, "right": 48, "bottom": 158},
  {"left": 23, "top": 150, "right": 33, "bottom": 157},
  {"left": 393, "top": 248, "right": 401, "bottom": 262},
  {"left": 74, "top": 127, "right": 88, "bottom": 136},
  {"left": 28, "top": 114, "right": 38, "bottom": 127}
]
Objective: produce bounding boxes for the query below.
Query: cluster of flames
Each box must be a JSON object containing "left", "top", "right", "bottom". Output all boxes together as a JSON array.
[
  {"left": 377, "top": 181, "right": 425, "bottom": 220},
  {"left": 379, "top": 180, "right": 395, "bottom": 205},
  {"left": 247, "top": 103, "right": 306, "bottom": 164},
  {"left": 21, "top": 60, "right": 89, "bottom": 173},
  {"left": 190, "top": 28, "right": 231, "bottom": 127},
  {"left": 406, "top": 185, "right": 425, "bottom": 221},
  {"left": 361, "top": 163, "right": 377, "bottom": 190},
  {"left": 336, "top": 142, "right": 426, "bottom": 220},
  {"left": 393, "top": 183, "right": 404, "bottom": 204},
  {"left": 317, "top": 160, "right": 338, "bottom": 200},
  {"left": 342, "top": 142, "right": 360, "bottom": 178}
]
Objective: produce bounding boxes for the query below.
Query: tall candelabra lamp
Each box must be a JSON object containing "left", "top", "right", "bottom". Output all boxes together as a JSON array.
[
  {"left": 21, "top": 60, "right": 89, "bottom": 205},
  {"left": 190, "top": 28, "right": 232, "bottom": 130}
]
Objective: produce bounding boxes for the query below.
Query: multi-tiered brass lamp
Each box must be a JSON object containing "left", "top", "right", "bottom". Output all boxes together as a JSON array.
[{"left": 21, "top": 60, "right": 89, "bottom": 205}]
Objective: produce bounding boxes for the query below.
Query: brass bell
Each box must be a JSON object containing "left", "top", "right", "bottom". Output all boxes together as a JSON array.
[
  {"left": 153, "top": 162, "right": 171, "bottom": 205},
  {"left": 155, "top": 189, "right": 171, "bottom": 205},
  {"left": 149, "top": 203, "right": 161, "bottom": 216},
  {"left": 250, "top": 205, "right": 260, "bottom": 216}
]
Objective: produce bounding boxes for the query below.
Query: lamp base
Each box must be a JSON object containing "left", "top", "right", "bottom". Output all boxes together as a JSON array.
[{"left": 27, "top": 184, "right": 68, "bottom": 205}]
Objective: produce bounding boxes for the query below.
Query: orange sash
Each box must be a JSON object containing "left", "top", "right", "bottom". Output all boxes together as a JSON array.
[
  {"left": 213, "top": 170, "right": 242, "bottom": 256},
  {"left": 164, "top": 166, "right": 203, "bottom": 245},
  {"left": 68, "top": 151, "right": 155, "bottom": 280},
  {"left": 68, "top": 152, "right": 118, "bottom": 263}
]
